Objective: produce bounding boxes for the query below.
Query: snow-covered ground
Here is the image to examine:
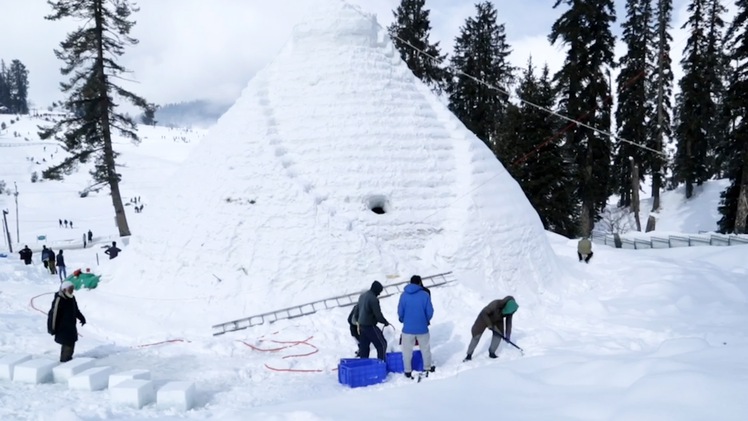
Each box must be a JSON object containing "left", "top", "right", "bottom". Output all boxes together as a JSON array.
[{"left": 1, "top": 1, "right": 747, "bottom": 420}]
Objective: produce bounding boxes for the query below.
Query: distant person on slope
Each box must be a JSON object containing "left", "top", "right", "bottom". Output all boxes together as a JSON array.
[
  {"left": 19, "top": 245, "right": 33, "bottom": 265},
  {"left": 397, "top": 275, "right": 435, "bottom": 378},
  {"left": 87, "top": 230, "right": 93, "bottom": 242},
  {"left": 48, "top": 247, "right": 57, "bottom": 275},
  {"left": 41, "top": 245, "right": 51, "bottom": 270},
  {"left": 347, "top": 304, "right": 361, "bottom": 356},
  {"left": 464, "top": 296, "right": 518, "bottom": 361},
  {"left": 104, "top": 241, "right": 121, "bottom": 260},
  {"left": 47, "top": 280, "right": 86, "bottom": 362},
  {"left": 56, "top": 249, "right": 67, "bottom": 281},
  {"left": 356, "top": 281, "right": 390, "bottom": 360},
  {"left": 578, "top": 237, "right": 593, "bottom": 263}
]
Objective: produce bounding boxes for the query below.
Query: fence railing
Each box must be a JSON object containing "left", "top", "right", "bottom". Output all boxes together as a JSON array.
[{"left": 591, "top": 232, "right": 748, "bottom": 249}]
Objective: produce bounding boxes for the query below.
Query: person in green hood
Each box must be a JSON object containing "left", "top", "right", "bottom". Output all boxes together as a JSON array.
[{"left": 464, "top": 296, "right": 518, "bottom": 361}]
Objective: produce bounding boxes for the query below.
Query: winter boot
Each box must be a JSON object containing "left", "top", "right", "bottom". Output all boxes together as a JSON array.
[
  {"left": 463, "top": 354, "right": 472, "bottom": 362},
  {"left": 404, "top": 372, "right": 413, "bottom": 379},
  {"left": 488, "top": 352, "right": 498, "bottom": 359}
]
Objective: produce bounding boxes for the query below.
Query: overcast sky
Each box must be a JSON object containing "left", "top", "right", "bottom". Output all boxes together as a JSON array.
[{"left": 0, "top": 0, "right": 712, "bottom": 110}]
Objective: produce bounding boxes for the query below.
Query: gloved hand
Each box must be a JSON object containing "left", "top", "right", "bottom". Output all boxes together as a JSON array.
[
  {"left": 80, "top": 319, "right": 86, "bottom": 326},
  {"left": 48, "top": 328, "right": 55, "bottom": 335},
  {"left": 383, "top": 321, "right": 390, "bottom": 327}
]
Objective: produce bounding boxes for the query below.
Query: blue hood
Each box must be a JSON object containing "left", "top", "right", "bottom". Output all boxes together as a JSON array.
[{"left": 404, "top": 284, "right": 423, "bottom": 294}]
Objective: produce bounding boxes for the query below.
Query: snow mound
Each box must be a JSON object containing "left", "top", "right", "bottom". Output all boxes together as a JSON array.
[{"left": 103, "top": 0, "right": 557, "bottom": 333}]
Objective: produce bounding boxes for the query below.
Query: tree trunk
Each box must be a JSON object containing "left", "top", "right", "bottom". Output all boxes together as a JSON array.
[
  {"left": 652, "top": 0, "right": 667, "bottom": 212},
  {"left": 735, "top": 143, "right": 748, "bottom": 233},
  {"left": 94, "top": 0, "right": 131, "bottom": 237},
  {"left": 685, "top": 138, "right": 693, "bottom": 199},
  {"left": 630, "top": 158, "right": 641, "bottom": 231}
]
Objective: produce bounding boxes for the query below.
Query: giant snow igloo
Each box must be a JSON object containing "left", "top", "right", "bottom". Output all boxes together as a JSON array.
[{"left": 106, "top": 0, "right": 558, "bottom": 328}]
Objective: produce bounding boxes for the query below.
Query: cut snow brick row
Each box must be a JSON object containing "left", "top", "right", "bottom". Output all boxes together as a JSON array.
[
  {"left": 13, "top": 359, "right": 59, "bottom": 384},
  {"left": 0, "top": 354, "right": 32, "bottom": 380},
  {"left": 68, "top": 366, "right": 113, "bottom": 391},
  {"left": 53, "top": 357, "right": 95, "bottom": 383},
  {"left": 110, "top": 379, "right": 155, "bottom": 409},
  {"left": 108, "top": 369, "right": 150, "bottom": 388},
  {"left": 157, "top": 381, "right": 196, "bottom": 411}
]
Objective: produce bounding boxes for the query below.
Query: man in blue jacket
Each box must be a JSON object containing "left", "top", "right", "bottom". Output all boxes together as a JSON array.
[{"left": 397, "top": 275, "right": 434, "bottom": 378}]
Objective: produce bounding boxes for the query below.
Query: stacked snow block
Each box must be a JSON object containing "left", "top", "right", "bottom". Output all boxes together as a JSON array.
[
  {"left": 12, "top": 358, "right": 59, "bottom": 384},
  {"left": 337, "top": 358, "right": 387, "bottom": 388},
  {"left": 0, "top": 354, "right": 32, "bottom": 380},
  {"left": 385, "top": 351, "right": 423, "bottom": 373},
  {"left": 157, "top": 381, "right": 197, "bottom": 411},
  {"left": 110, "top": 379, "right": 156, "bottom": 409},
  {"left": 53, "top": 357, "right": 96, "bottom": 383},
  {"left": 68, "top": 366, "right": 113, "bottom": 391},
  {"left": 108, "top": 369, "right": 151, "bottom": 388}
]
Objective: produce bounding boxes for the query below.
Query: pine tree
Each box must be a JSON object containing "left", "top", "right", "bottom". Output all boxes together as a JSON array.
[
  {"left": 448, "top": 1, "right": 514, "bottom": 149},
  {"left": 0, "top": 61, "right": 9, "bottom": 113},
  {"left": 646, "top": 0, "right": 674, "bottom": 211},
  {"left": 388, "top": 0, "right": 447, "bottom": 91},
  {"left": 7, "top": 60, "right": 30, "bottom": 114},
  {"left": 495, "top": 61, "right": 579, "bottom": 237},
  {"left": 40, "top": 0, "right": 155, "bottom": 237},
  {"left": 613, "top": 0, "right": 653, "bottom": 209},
  {"left": 717, "top": 0, "right": 748, "bottom": 233},
  {"left": 673, "top": 0, "right": 726, "bottom": 198},
  {"left": 549, "top": 0, "right": 617, "bottom": 236}
]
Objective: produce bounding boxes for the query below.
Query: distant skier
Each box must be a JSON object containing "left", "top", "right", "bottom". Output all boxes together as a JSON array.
[
  {"left": 104, "top": 241, "right": 121, "bottom": 259},
  {"left": 578, "top": 237, "right": 593, "bottom": 263},
  {"left": 64, "top": 220, "right": 68, "bottom": 228},
  {"left": 347, "top": 304, "right": 361, "bottom": 356},
  {"left": 56, "top": 250, "right": 67, "bottom": 281},
  {"left": 87, "top": 230, "right": 93, "bottom": 242},
  {"left": 69, "top": 221, "right": 73, "bottom": 229},
  {"left": 397, "top": 275, "right": 435, "bottom": 378},
  {"left": 464, "top": 296, "right": 518, "bottom": 361},
  {"left": 47, "top": 280, "right": 86, "bottom": 362},
  {"left": 355, "top": 281, "right": 390, "bottom": 360},
  {"left": 58, "top": 219, "right": 62, "bottom": 228},
  {"left": 18, "top": 245, "right": 33, "bottom": 265}
]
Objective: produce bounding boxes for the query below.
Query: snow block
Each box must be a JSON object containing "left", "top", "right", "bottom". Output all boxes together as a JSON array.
[
  {"left": 108, "top": 369, "right": 151, "bottom": 388},
  {"left": 68, "top": 366, "right": 113, "bottom": 391},
  {"left": 53, "top": 357, "right": 96, "bottom": 383},
  {"left": 110, "top": 379, "right": 155, "bottom": 409},
  {"left": 157, "top": 381, "right": 196, "bottom": 411},
  {"left": 0, "top": 354, "right": 32, "bottom": 380},
  {"left": 12, "top": 359, "right": 59, "bottom": 384}
]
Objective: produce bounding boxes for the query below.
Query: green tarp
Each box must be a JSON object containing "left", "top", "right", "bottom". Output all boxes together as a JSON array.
[{"left": 66, "top": 273, "right": 100, "bottom": 290}]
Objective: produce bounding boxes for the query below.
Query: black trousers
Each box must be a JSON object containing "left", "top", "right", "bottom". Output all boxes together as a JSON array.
[
  {"left": 60, "top": 343, "right": 75, "bottom": 362},
  {"left": 578, "top": 251, "right": 593, "bottom": 263},
  {"left": 358, "top": 325, "right": 387, "bottom": 360}
]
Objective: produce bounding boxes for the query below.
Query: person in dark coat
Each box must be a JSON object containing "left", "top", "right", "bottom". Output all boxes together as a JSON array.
[
  {"left": 47, "top": 281, "right": 86, "bottom": 362},
  {"left": 48, "top": 247, "right": 57, "bottom": 275},
  {"left": 104, "top": 241, "right": 121, "bottom": 259},
  {"left": 18, "top": 245, "right": 33, "bottom": 265},
  {"left": 56, "top": 250, "right": 67, "bottom": 281},
  {"left": 355, "top": 281, "right": 390, "bottom": 360},
  {"left": 347, "top": 304, "right": 361, "bottom": 356},
  {"left": 41, "top": 245, "right": 51, "bottom": 269},
  {"left": 464, "top": 296, "right": 518, "bottom": 361},
  {"left": 87, "top": 230, "right": 93, "bottom": 242}
]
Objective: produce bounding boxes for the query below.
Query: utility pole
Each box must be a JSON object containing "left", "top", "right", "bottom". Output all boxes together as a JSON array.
[
  {"left": 2, "top": 210, "right": 12, "bottom": 253},
  {"left": 14, "top": 182, "right": 19, "bottom": 243}
]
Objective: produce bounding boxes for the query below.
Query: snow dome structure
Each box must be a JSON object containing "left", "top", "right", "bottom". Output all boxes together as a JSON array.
[{"left": 107, "top": 0, "right": 558, "bottom": 327}]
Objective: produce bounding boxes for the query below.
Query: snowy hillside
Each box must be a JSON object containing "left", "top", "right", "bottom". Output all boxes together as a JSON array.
[
  {"left": 96, "top": 0, "right": 558, "bottom": 339},
  {"left": 0, "top": 110, "right": 204, "bottom": 258}
]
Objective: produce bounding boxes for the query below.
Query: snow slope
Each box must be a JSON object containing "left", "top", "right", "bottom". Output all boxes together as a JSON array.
[{"left": 99, "top": 0, "right": 558, "bottom": 337}]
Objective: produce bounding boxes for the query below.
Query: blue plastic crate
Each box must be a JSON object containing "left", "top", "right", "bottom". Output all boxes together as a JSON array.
[
  {"left": 385, "top": 350, "right": 423, "bottom": 373},
  {"left": 338, "top": 358, "right": 387, "bottom": 388}
]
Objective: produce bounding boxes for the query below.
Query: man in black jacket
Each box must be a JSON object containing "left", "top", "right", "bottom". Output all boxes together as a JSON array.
[
  {"left": 18, "top": 245, "right": 32, "bottom": 265},
  {"left": 47, "top": 281, "right": 86, "bottom": 362},
  {"left": 354, "top": 281, "right": 390, "bottom": 360},
  {"left": 104, "top": 241, "right": 121, "bottom": 259}
]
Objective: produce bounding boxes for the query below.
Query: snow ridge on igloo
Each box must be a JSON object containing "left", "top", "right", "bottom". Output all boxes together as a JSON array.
[{"left": 105, "top": 0, "right": 558, "bottom": 331}]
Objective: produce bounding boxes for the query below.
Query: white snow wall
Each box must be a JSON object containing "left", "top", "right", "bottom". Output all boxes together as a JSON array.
[{"left": 105, "top": 0, "right": 559, "bottom": 329}]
